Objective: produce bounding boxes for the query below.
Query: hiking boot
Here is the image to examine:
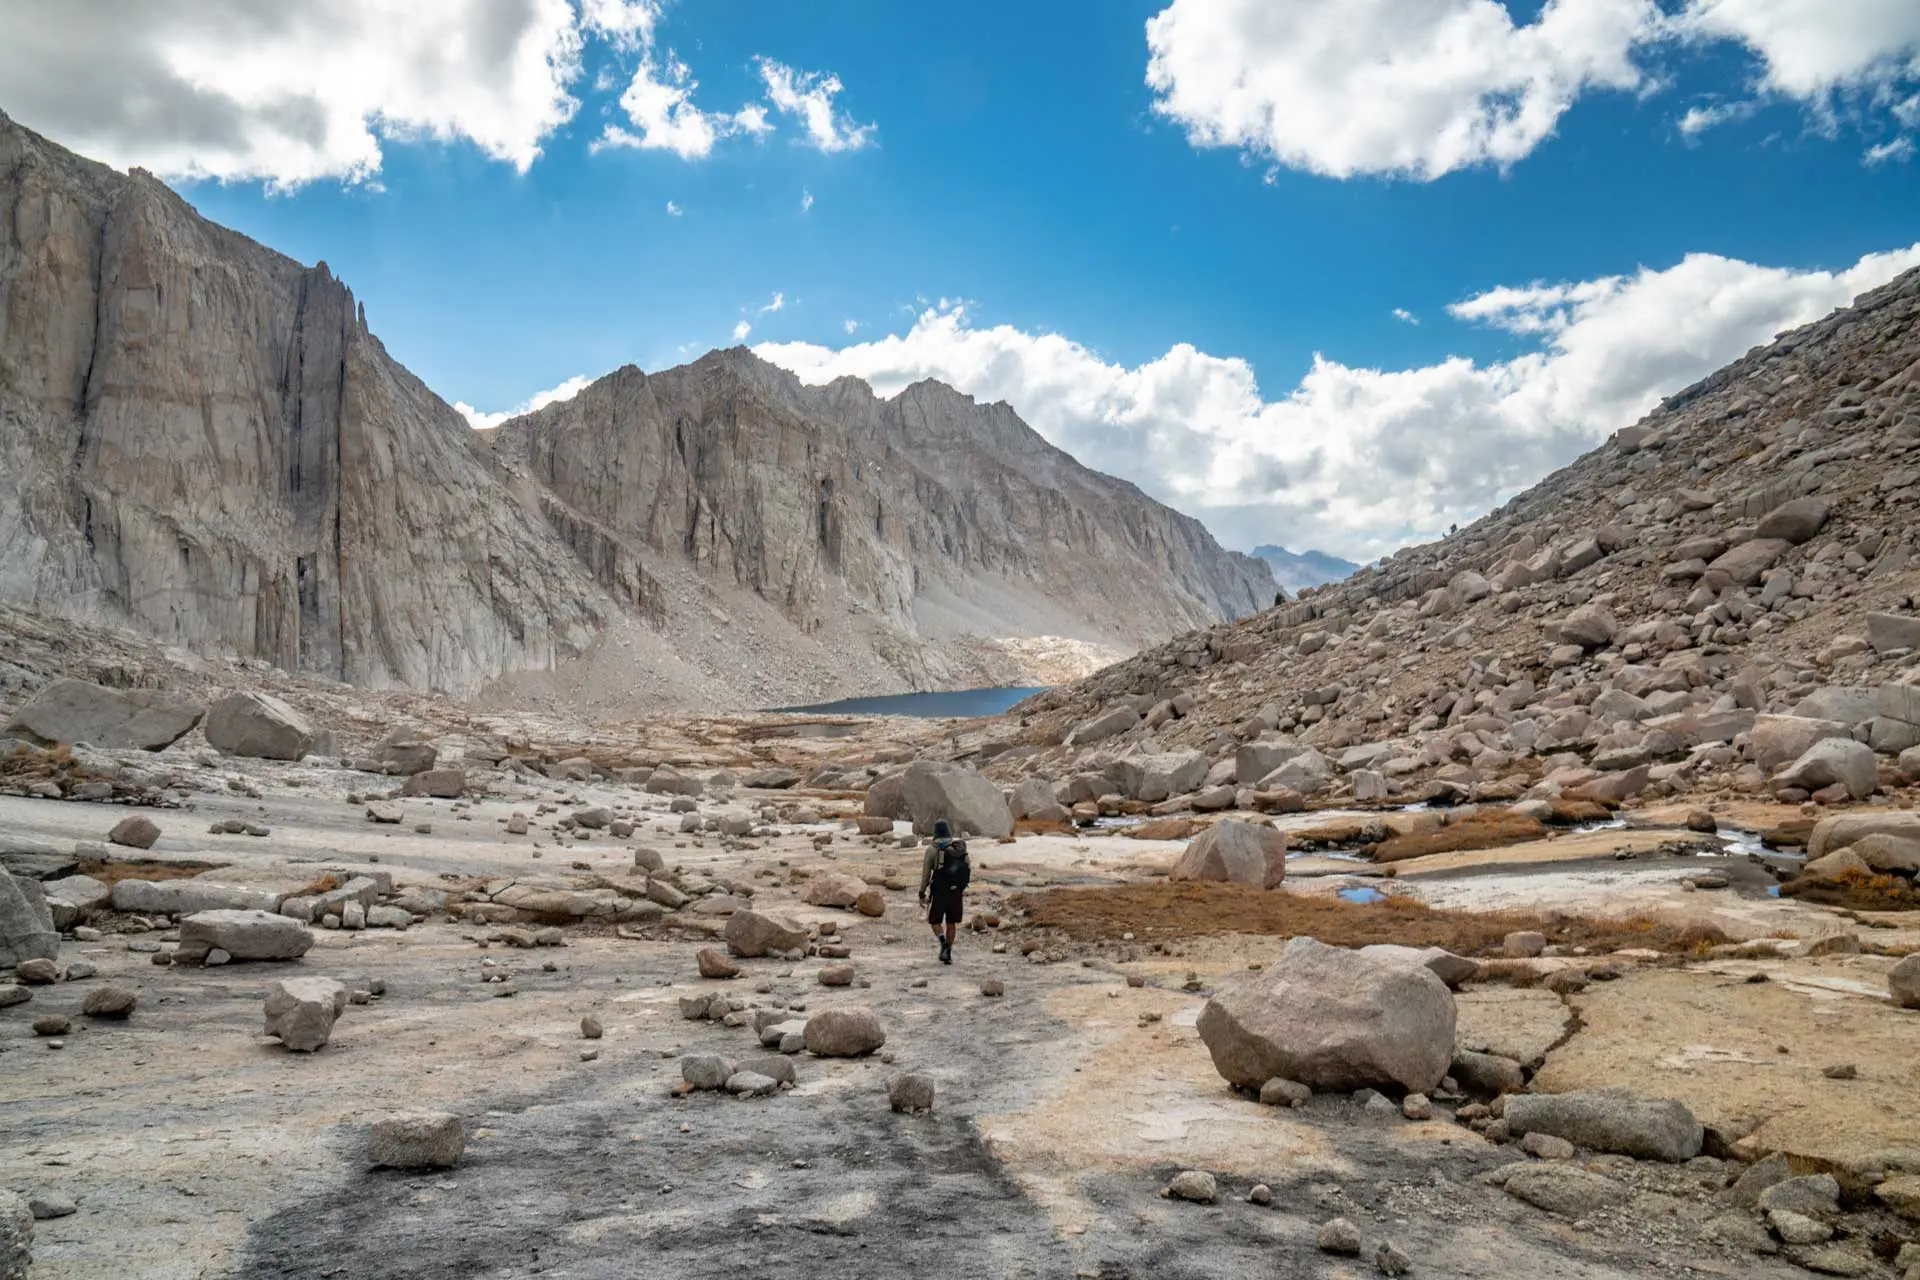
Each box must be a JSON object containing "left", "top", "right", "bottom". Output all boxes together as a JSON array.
[{"left": 939, "top": 940, "right": 952, "bottom": 965}]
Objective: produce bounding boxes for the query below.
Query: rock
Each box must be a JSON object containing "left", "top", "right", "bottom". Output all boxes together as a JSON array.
[
  {"left": 681, "top": 1054, "right": 734, "bottom": 1090},
  {"left": 1316, "top": 1217, "right": 1362, "bottom": 1255},
  {"left": 365, "top": 803, "right": 403, "bottom": 825},
  {"left": 723, "top": 909, "right": 809, "bottom": 958},
  {"left": 1784, "top": 1245, "right": 1874, "bottom": 1276},
  {"left": 1503, "top": 931, "right": 1547, "bottom": 958},
  {"left": 107, "top": 815, "right": 161, "bottom": 849},
  {"left": 31, "top": 1015, "right": 69, "bottom": 1036},
  {"left": 644, "top": 766, "right": 704, "bottom": 797},
  {"left": 1709, "top": 537, "right": 1790, "bottom": 587},
  {"left": 1750, "top": 715, "right": 1854, "bottom": 772},
  {"left": 1166, "top": 1170, "right": 1217, "bottom": 1204},
  {"left": 1557, "top": 604, "right": 1617, "bottom": 649},
  {"left": 1402, "top": 1092, "right": 1432, "bottom": 1120},
  {"left": 1754, "top": 496, "right": 1830, "bottom": 544},
  {"left": 263, "top": 977, "right": 346, "bottom": 1050},
  {"left": 368, "top": 1112, "right": 464, "bottom": 1169},
  {"left": 572, "top": 806, "right": 611, "bottom": 829},
  {"left": 818, "top": 963, "right": 855, "bottom": 987},
  {"left": 24, "top": 1193, "right": 74, "bottom": 1222},
  {"left": 1107, "top": 750, "right": 1208, "bottom": 803},
  {"left": 741, "top": 767, "right": 801, "bottom": 790},
  {"left": 175, "top": 910, "right": 313, "bottom": 964},
  {"left": 581, "top": 1014, "right": 603, "bottom": 1039},
  {"left": 1808, "top": 811, "right": 1920, "bottom": 858},
  {"left": 1867, "top": 612, "right": 1920, "bottom": 654},
  {"left": 854, "top": 889, "right": 886, "bottom": 918},
  {"left": 1248, "top": 1183, "right": 1273, "bottom": 1206},
  {"left": 697, "top": 947, "right": 742, "bottom": 979},
  {"left": 1503, "top": 1090, "right": 1702, "bottom": 1162},
  {"left": 1758, "top": 1174, "right": 1840, "bottom": 1218},
  {"left": 1168, "top": 820, "right": 1288, "bottom": 889},
  {"left": 401, "top": 768, "right": 466, "bottom": 798},
  {"left": 1872, "top": 1174, "right": 1920, "bottom": 1221},
  {"left": 900, "top": 761, "right": 1014, "bottom": 838},
  {"left": 888, "top": 1073, "right": 936, "bottom": 1113},
  {"left": 0, "top": 869, "right": 58, "bottom": 968},
  {"left": 1774, "top": 738, "right": 1877, "bottom": 801},
  {"left": 804, "top": 872, "right": 867, "bottom": 909},
  {"left": 113, "top": 879, "right": 283, "bottom": 916},
  {"left": 1503, "top": 1164, "right": 1628, "bottom": 1216},
  {"left": 203, "top": 692, "right": 315, "bottom": 760},
  {"left": 804, "top": 1007, "right": 887, "bottom": 1057},
  {"left": 81, "top": 985, "right": 136, "bottom": 1019},
  {"left": 0, "top": 1190, "right": 29, "bottom": 1280},
  {"left": 14, "top": 958, "right": 56, "bottom": 985},
  {"left": 1799, "top": 848, "right": 1871, "bottom": 883},
  {"left": 1259, "top": 1077, "right": 1311, "bottom": 1107},
  {"left": 737, "top": 1055, "right": 797, "bottom": 1086},
  {"left": 1518, "top": 1131, "right": 1576, "bottom": 1160},
  {"left": 1068, "top": 705, "right": 1139, "bottom": 746},
  {"left": 980, "top": 978, "right": 1005, "bottom": 997},
  {"left": 1196, "top": 936, "right": 1455, "bottom": 1094},
  {"left": 4, "top": 678, "right": 204, "bottom": 751},
  {"left": 43, "top": 874, "right": 111, "bottom": 926},
  {"left": 376, "top": 734, "right": 437, "bottom": 775},
  {"left": 1375, "top": 1241, "right": 1413, "bottom": 1276},
  {"left": 1770, "top": 1209, "right": 1834, "bottom": 1244},
  {"left": 1891, "top": 954, "right": 1920, "bottom": 1009},
  {"left": 0, "top": 983, "right": 29, "bottom": 1008}
]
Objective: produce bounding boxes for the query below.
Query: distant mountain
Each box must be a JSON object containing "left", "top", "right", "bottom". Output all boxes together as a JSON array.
[{"left": 1250, "top": 546, "right": 1362, "bottom": 595}]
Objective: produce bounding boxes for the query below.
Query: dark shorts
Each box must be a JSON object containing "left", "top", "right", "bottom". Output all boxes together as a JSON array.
[{"left": 927, "top": 889, "right": 965, "bottom": 926}]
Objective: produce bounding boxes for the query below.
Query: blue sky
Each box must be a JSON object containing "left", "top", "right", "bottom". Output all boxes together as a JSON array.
[{"left": 4, "top": 1, "right": 1918, "bottom": 558}]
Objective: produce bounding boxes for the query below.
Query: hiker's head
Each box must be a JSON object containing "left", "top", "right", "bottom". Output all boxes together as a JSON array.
[{"left": 933, "top": 819, "right": 953, "bottom": 841}]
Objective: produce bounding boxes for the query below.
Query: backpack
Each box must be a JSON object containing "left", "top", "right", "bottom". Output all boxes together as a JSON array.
[{"left": 929, "top": 838, "right": 971, "bottom": 893}]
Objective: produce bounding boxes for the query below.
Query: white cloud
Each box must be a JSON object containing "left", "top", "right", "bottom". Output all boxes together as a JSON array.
[
  {"left": 758, "top": 292, "right": 786, "bottom": 315},
  {"left": 801, "top": 186, "right": 815, "bottom": 213},
  {"left": 1393, "top": 308, "right": 1419, "bottom": 325},
  {"left": 455, "top": 373, "right": 593, "bottom": 430},
  {"left": 1866, "top": 136, "right": 1916, "bottom": 166},
  {"left": 0, "top": 0, "right": 588, "bottom": 186},
  {"left": 1676, "top": 0, "right": 1920, "bottom": 100},
  {"left": 595, "top": 52, "right": 728, "bottom": 159},
  {"left": 843, "top": 319, "right": 861, "bottom": 335},
  {"left": 1143, "top": 0, "right": 1920, "bottom": 180},
  {"left": 733, "top": 103, "right": 774, "bottom": 138},
  {"left": 756, "top": 58, "right": 875, "bottom": 152},
  {"left": 756, "top": 245, "right": 1920, "bottom": 559},
  {"left": 732, "top": 320, "right": 753, "bottom": 342},
  {"left": 1144, "top": 0, "right": 1660, "bottom": 180},
  {"left": 665, "top": 199, "right": 683, "bottom": 216},
  {"left": 579, "top": 0, "right": 660, "bottom": 49}
]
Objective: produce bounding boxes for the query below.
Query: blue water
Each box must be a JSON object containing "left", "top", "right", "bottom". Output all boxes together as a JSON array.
[
  {"left": 768, "top": 687, "right": 1049, "bottom": 718},
  {"left": 1337, "top": 886, "right": 1387, "bottom": 905}
]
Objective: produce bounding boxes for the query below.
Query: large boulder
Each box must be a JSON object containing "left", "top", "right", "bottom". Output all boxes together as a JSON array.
[
  {"left": 111, "top": 879, "right": 281, "bottom": 915},
  {"left": 1867, "top": 612, "right": 1920, "bottom": 654},
  {"left": 1106, "top": 751, "right": 1208, "bottom": 803},
  {"left": 42, "top": 874, "right": 110, "bottom": 928},
  {"left": 1848, "top": 833, "right": 1920, "bottom": 874},
  {"left": 1753, "top": 496, "right": 1830, "bottom": 544},
  {"left": 1807, "top": 811, "right": 1920, "bottom": 859},
  {"left": 203, "top": 693, "right": 315, "bottom": 761},
  {"left": 1066, "top": 705, "right": 1139, "bottom": 746},
  {"left": 804, "top": 1007, "right": 887, "bottom": 1057},
  {"left": 900, "top": 761, "right": 1013, "bottom": 838},
  {"left": 263, "top": 977, "right": 347, "bottom": 1051},
  {"left": 1169, "top": 821, "right": 1288, "bottom": 889},
  {"left": 723, "top": 909, "right": 809, "bottom": 958},
  {"left": 1259, "top": 749, "right": 1338, "bottom": 796},
  {"left": 1748, "top": 715, "right": 1851, "bottom": 772},
  {"left": 1790, "top": 686, "right": 1879, "bottom": 725},
  {"left": 1503, "top": 1090, "right": 1702, "bottom": 1162},
  {"left": 1236, "top": 739, "right": 1306, "bottom": 786},
  {"left": 863, "top": 771, "right": 910, "bottom": 820},
  {"left": 1891, "top": 955, "right": 1920, "bottom": 1010},
  {"left": 1556, "top": 605, "right": 1617, "bottom": 649},
  {"left": 1708, "top": 538, "right": 1789, "bottom": 587},
  {"left": 1773, "top": 738, "right": 1877, "bottom": 800},
  {"left": 4, "top": 678, "right": 203, "bottom": 751},
  {"left": 803, "top": 872, "right": 867, "bottom": 909},
  {"left": 0, "top": 869, "right": 58, "bottom": 968},
  {"left": 1196, "top": 937, "right": 1455, "bottom": 1093},
  {"left": 1009, "top": 778, "right": 1070, "bottom": 824},
  {"left": 401, "top": 768, "right": 466, "bottom": 798},
  {"left": 175, "top": 909, "right": 314, "bottom": 964}
]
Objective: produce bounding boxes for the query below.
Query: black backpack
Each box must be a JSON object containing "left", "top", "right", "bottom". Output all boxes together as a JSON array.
[{"left": 930, "top": 839, "right": 971, "bottom": 893}]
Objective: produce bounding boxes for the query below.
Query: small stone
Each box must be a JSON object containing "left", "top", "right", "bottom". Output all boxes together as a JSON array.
[
  {"left": 1503, "top": 931, "right": 1547, "bottom": 958},
  {"left": 980, "top": 978, "right": 1005, "bottom": 997},
  {"left": 31, "top": 1015, "right": 68, "bottom": 1037},
  {"left": 14, "top": 959, "right": 57, "bottom": 985},
  {"left": 1248, "top": 1183, "right": 1273, "bottom": 1206},
  {"left": 581, "top": 1014, "right": 604, "bottom": 1039},
  {"left": 1402, "top": 1092, "right": 1432, "bottom": 1121},
  {"left": 888, "top": 1073, "right": 936, "bottom": 1113},
  {"left": 1317, "top": 1216, "right": 1363, "bottom": 1255},
  {"left": 108, "top": 815, "right": 161, "bottom": 849},
  {"left": 1769, "top": 1209, "right": 1833, "bottom": 1245},
  {"left": 1260, "top": 1077, "right": 1311, "bottom": 1107},
  {"left": 82, "top": 985, "right": 136, "bottom": 1019},
  {"left": 1167, "top": 1170, "right": 1217, "bottom": 1204},
  {"left": 818, "top": 963, "right": 855, "bottom": 987},
  {"left": 1820, "top": 1063, "right": 1856, "bottom": 1080},
  {"left": 580, "top": 1047, "right": 599, "bottom": 1062},
  {"left": 369, "top": 1112, "right": 465, "bottom": 1169},
  {"left": 1375, "top": 1241, "right": 1413, "bottom": 1276},
  {"left": 696, "top": 947, "right": 742, "bottom": 980},
  {"left": 1519, "top": 1131, "right": 1576, "bottom": 1161},
  {"left": 681, "top": 1054, "right": 733, "bottom": 1090}
]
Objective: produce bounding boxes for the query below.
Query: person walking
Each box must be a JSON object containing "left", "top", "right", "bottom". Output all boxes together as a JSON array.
[{"left": 918, "top": 819, "right": 971, "bottom": 965}]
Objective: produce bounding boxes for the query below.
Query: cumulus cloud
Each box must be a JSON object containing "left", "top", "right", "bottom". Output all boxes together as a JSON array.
[
  {"left": 1144, "top": 0, "right": 1920, "bottom": 180},
  {"left": 756, "top": 245, "right": 1920, "bottom": 559},
  {"left": 1393, "top": 308, "right": 1419, "bottom": 325},
  {"left": 732, "top": 320, "right": 753, "bottom": 342},
  {"left": 1144, "top": 0, "right": 1659, "bottom": 180},
  {"left": 595, "top": 51, "right": 731, "bottom": 159},
  {"left": 0, "top": 0, "right": 586, "bottom": 187},
  {"left": 757, "top": 58, "right": 875, "bottom": 152},
  {"left": 455, "top": 373, "right": 593, "bottom": 430}
]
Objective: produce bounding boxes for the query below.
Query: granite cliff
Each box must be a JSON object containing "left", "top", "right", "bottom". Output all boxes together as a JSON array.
[{"left": 0, "top": 111, "right": 1270, "bottom": 707}]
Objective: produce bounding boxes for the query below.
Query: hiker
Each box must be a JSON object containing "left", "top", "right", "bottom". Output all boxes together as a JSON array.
[{"left": 918, "top": 819, "right": 971, "bottom": 965}]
